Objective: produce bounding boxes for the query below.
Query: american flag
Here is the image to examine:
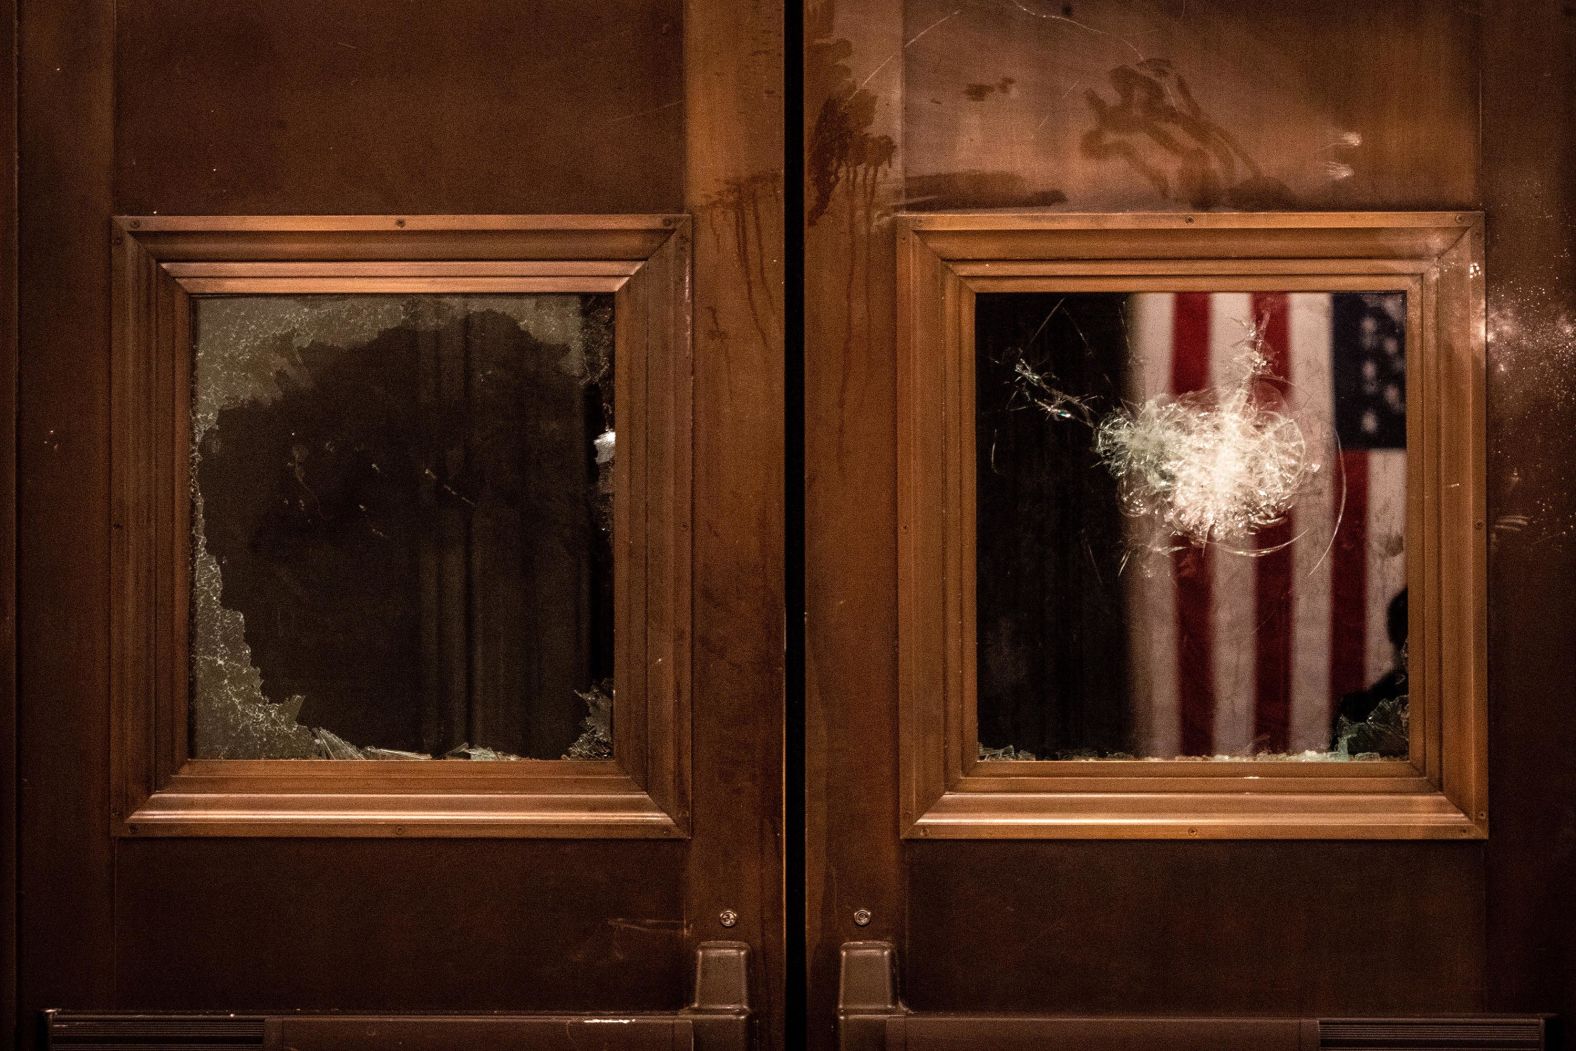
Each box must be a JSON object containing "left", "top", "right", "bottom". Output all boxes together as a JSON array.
[{"left": 1124, "top": 292, "right": 1407, "bottom": 756}]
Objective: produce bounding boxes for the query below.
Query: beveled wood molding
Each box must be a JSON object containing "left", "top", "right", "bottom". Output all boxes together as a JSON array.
[
  {"left": 110, "top": 215, "right": 693, "bottom": 838},
  {"left": 896, "top": 212, "right": 1487, "bottom": 840},
  {"left": 837, "top": 942, "right": 1551, "bottom": 1051}
]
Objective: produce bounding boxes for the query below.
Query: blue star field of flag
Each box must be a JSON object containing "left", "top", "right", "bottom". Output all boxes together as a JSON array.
[{"left": 1332, "top": 292, "right": 1406, "bottom": 450}]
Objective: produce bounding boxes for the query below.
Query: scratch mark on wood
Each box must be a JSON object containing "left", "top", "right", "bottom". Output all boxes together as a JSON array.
[
  {"left": 857, "top": 7, "right": 964, "bottom": 89},
  {"left": 1002, "top": 0, "right": 1146, "bottom": 62}
]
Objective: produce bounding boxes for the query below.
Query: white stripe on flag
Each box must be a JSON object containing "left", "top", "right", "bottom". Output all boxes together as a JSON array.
[
  {"left": 1287, "top": 293, "right": 1336, "bottom": 752},
  {"left": 1124, "top": 293, "right": 1179, "bottom": 758},
  {"left": 1365, "top": 450, "right": 1407, "bottom": 684},
  {"left": 1207, "top": 293, "right": 1256, "bottom": 756}
]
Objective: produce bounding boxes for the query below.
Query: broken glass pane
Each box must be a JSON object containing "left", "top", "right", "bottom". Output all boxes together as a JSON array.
[
  {"left": 975, "top": 291, "right": 1408, "bottom": 761},
  {"left": 189, "top": 294, "right": 616, "bottom": 760}
]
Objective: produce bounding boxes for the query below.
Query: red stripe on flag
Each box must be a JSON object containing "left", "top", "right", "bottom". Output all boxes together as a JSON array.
[
  {"left": 1330, "top": 449, "right": 1370, "bottom": 710},
  {"left": 1171, "top": 293, "right": 1215, "bottom": 755},
  {"left": 1251, "top": 293, "right": 1293, "bottom": 753}
]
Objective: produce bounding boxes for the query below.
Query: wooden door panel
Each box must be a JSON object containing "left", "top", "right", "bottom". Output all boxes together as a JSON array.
[
  {"left": 1479, "top": 0, "right": 1576, "bottom": 1019},
  {"left": 904, "top": 842, "right": 1481, "bottom": 1014},
  {"left": 113, "top": 0, "right": 684, "bottom": 217},
  {"left": 113, "top": 840, "right": 686, "bottom": 1011},
  {"left": 806, "top": 0, "right": 1576, "bottom": 1046},
  {"left": 14, "top": 0, "right": 783, "bottom": 1047},
  {"left": 899, "top": 0, "right": 1478, "bottom": 213}
]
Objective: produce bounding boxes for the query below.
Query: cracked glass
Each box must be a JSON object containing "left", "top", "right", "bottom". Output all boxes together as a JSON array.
[
  {"left": 189, "top": 294, "right": 616, "bottom": 761},
  {"left": 975, "top": 291, "right": 1408, "bottom": 762}
]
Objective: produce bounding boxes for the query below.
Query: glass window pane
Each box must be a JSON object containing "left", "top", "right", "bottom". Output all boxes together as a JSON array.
[
  {"left": 190, "top": 294, "right": 616, "bottom": 761},
  {"left": 975, "top": 291, "right": 1407, "bottom": 761}
]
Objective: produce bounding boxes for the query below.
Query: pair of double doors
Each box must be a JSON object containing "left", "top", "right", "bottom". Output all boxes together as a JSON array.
[{"left": 13, "top": 1, "right": 1564, "bottom": 1050}]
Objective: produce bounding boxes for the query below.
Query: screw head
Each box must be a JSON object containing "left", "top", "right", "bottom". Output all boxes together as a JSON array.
[
  {"left": 853, "top": 908, "right": 872, "bottom": 927},
  {"left": 718, "top": 909, "right": 738, "bottom": 928}
]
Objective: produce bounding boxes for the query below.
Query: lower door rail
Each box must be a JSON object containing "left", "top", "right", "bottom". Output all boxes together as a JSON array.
[
  {"left": 838, "top": 941, "right": 1553, "bottom": 1051},
  {"left": 45, "top": 942, "right": 751, "bottom": 1051}
]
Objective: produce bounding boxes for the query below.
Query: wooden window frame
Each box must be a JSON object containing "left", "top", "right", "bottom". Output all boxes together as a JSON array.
[
  {"left": 110, "top": 214, "right": 692, "bottom": 838},
  {"left": 896, "top": 212, "right": 1486, "bottom": 840}
]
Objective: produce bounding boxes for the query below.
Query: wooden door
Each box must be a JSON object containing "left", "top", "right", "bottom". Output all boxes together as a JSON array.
[
  {"left": 6, "top": 2, "right": 784, "bottom": 1048},
  {"left": 807, "top": 1, "right": 1575, "bottom": 1048}
]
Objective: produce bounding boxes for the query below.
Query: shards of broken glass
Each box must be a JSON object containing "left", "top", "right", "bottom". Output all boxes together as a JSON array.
[
  {"left": 314, "top": 730, "right": 442, "bottom": 760},
  {"left": 189, "top": 294, "right": 611, "bottom": 763},
  {"left": 595, "top": 430, "right": 616, "bottom": 466},
  {"left": 444, "top": 743, "right": 524, "bottom": 761},
  {"left": 1010, "top": 357, "right": 1097, "bottom": 425},
  {"left": 1094, "top": 339, "right": 1316, "bottom": 551},
  {"left": 593, "top": 429, "right": 616, "bottom": 535},
  {"left": 313, "top": 728, "right": 366, "bottom": 760},
  {"left": 563, "top": 679, "right": 614, "bottom": 760},
  {"left": 1334, "top": 695, "right": 1409, "bottom": 759},
  {"left": 1005, "top": 316, "right": 1324, "bottom": 554},
  {"left": 1042, "top": 747, "right": 1139, "bottom": 760},
  {"left": 978, "top": 742, "right": 1037, "bottom": 761},
  {"left": 361, "top": 746, "right": 431, "bottom": 760}
]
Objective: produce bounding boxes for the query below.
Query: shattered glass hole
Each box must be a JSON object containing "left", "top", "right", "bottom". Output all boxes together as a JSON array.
[
  {"left": 975, "top": 290, "right": 1408, "bottom": 762},
  {"left": 189, "top": 294, "right": 616, "bottom": 761}
]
